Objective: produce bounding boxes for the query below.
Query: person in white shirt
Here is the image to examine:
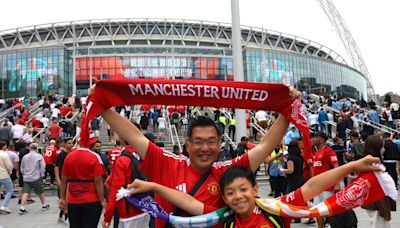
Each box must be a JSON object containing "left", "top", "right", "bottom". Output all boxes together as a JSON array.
[
  {"left": 11, "top": 124, "right": 27, "bottom": 143},
  {"left": 51, "top": 107, "right": 61, "bottom": 121},
  {"left": 68, "top": 94, "right": 76, "bottom": 108},
  {"left": 157, "top": 115, "right": 167, "bottom": 141},
  {"left": 80, "top": 96, "right": 87, "bottom": 110},
  {"left": 23, "top": 128, "right": 33, "bottom": 144},
  {"left": 255, "top": 110, "right": 268, "bottom": 129},
  {"left": 35, "top": 112, "right": 43, "bottom": 121},
  {"left": 40, "top": 116, "right": 50, "bottom": 128},
  {"left": 308, "top": 112, "right": 319, "bottom": 132}
]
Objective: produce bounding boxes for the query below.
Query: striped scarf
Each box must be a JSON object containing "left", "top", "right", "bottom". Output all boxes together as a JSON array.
[{"left": 118, "top": 169, "right": 397, "bottom": 227}]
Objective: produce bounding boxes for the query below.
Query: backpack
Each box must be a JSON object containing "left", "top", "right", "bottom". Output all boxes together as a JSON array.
[
  {"left": 224, "top": 207, "right": 285, "bottom": 228},
  {"left": 119, "top": 150, "right": 148, "bottom": 213},
  {"left": 119, "top": 150, "right": 147, "bottom": 183}
]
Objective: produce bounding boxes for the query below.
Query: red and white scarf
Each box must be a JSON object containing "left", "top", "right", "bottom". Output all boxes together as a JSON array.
[
  {"left": 257, "top": 167, "right": 397, "bottom": 218},
  {"left": 80, "top": 79, "right": 311, "bottom": 159}
]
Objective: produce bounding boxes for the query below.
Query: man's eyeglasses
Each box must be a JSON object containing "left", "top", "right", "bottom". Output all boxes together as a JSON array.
[{"left": 189, "top": 138, "right": 219, "bottom": 147}]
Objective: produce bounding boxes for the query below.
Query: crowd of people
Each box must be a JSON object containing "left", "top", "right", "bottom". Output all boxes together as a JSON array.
[
  {"left": 0, "top": 93, "right": 84, "bottom": 217},
  {"left": 0, "top": 88, "right": 398, "bottom": 228}
]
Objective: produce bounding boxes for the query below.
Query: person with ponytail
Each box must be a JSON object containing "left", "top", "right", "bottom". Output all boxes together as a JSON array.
[{"left": 361, "top": 135, "right": 396, "bottom": 228}]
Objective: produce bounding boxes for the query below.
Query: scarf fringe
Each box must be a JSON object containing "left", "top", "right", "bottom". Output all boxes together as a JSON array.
[{"left": 374, "top": 171, "right": 398, "bottom": 201}]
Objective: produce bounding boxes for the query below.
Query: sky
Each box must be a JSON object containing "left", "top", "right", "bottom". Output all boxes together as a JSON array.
[{"left": 0, "top": 0, "right": 398, "bottom": 96}]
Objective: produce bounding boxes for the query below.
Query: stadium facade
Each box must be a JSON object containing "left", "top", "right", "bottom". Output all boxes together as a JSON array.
[{"left": 0, "top": 19, "right": 368, "bottom": 100}]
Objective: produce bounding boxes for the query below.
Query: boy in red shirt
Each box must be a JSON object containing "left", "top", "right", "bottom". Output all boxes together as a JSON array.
[{"left": 129, "top": 155, "right": 381, "bottom": 228}]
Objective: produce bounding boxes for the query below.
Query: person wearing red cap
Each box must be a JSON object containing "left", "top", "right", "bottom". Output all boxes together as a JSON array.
[{"left": 58, "top": 146, "right": 106, "bottom": 228}]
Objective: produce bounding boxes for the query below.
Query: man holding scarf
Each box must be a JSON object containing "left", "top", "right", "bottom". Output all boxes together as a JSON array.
[{"left": 87, "top": 81, "right": 301, "bottom": 227}]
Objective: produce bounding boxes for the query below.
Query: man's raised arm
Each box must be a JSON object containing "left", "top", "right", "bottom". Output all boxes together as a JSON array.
[
  {"left": 101, "top": 109, "right": 149, "bottom": 159},
  {"left": 247, "top": 86, "right": 300, "bottom": 172},
  {"left": 248, "top": 114, "right": 289, "bottom": 171}
]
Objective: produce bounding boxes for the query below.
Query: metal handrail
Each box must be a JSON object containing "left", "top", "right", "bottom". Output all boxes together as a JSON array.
[
  {"left": 73, "top": 129, "right": 80, "bottom": 147},
  {"left": 128, "top": 105, "right": 134, "bottom": 122},
  {"left": 0, "top": 103, "right": 21, "bottom": 121},
  {"left": 325, "top": 106, "right": 400, "bottom": 134},
  {"left": 223, "top": 133, "right": 237, "bottom": 150},
  {"left": 250, "top": 123, "right": 267, "bottom": 136},
  {"left": 171, "top": 124, "right": 182, "bottom": 152},
  {"left": 69, "top": 110, "right": 83, "bottom": 123},
  {"left": 248, "top": 110, "right": 268, "bottom": 133},
  {"left": 164, "top": 109, "right": 175, "bottom": 145},
  {"left": 32, "top": 127, "right": 47, "bottom": 143}
]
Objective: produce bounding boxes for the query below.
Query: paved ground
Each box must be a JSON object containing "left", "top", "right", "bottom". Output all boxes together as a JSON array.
[{"left": 0, "top": 182, "right": 399, "bottom": 227}]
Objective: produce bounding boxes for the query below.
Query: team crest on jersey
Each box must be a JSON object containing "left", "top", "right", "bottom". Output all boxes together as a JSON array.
[
  {"left": 207, "top": 182, "right": 220, "bottom": 195},
  {"left": 336, "top": 177, "right": 370, "bottom": 209}
]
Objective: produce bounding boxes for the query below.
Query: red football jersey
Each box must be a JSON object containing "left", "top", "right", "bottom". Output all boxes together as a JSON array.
[
  {"left": 104, "top": 151, "right": 143, "bottom": 223},
  {"left": 312, "top": 146, "right": 339, "bottom": 191},
  {"left": 43, "top": 145, "right": 58, "bottom": 165},
  {"left": 59, "top": 106, "right": 73, "bottom": 117},
  {"left": 312, "top": 146, "right": 338, "bottom": 177},
  {"left": 48, "top": 124, "right": 62, "bottom": 139},
  {"left": 32, "top": 119, "right": 42, "bottom": 128},
  {"left": 140, "top": 142, "right": 251, "bottom": 227},
  {"left": 107, "top": 147, "right": 122, "bottom": 167},
  {"left": 62, "top": 148, "right": 106, "bottom": 204}
]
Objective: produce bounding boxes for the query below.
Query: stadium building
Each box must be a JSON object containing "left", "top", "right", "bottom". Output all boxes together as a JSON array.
[{"left": 0, "top": 19, "right": 368, "bottom": 99}]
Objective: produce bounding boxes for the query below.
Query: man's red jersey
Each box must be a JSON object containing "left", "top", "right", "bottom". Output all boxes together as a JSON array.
[
  {"left": 62, "top": 148, "right": 106, "bottom": 204},
  {"left": 312, "top": 146, "right": 338, "bottom": 176},
  {"left": 312, "top": 146, "right": 338, "bottom": 191},
  {"left": 43, "top": 145, "right": 58, "bottom": 165},
  {"left": 107, "top": 147, "right": 122, "bottom": 168},
  {"left": 140, "top": 142, "right": 251, "bottom": 227}
]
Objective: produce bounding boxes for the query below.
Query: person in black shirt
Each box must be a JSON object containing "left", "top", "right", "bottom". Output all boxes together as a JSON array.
[
  {"left": 336, "top": 117, "right": 347, "bottom": 141},
  {"left": 17, "top": 142, "right": 30, "bottom": 204},
  {"left": 235, "top": 136, "right": 248, "bottom": 157},
  {"left": 54, "top": 137, "right": 73, "bottom": 223},
  {"left": 58, "top": 118, "right": 70, "bottom": 139},
  {"left": 382, "top": 133, "right": 399, "bottom": 189},
  {"left": 282, "top": 140, "right": 304, "bottom": 223},
  {"left": 331, "top": 137, "right": 349, "bottom": 186},
  {"left": 283, "top": 140, "right": 304, "bottom": 192}
]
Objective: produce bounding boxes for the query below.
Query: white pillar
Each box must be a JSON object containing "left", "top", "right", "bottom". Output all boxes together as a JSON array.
[
  {"left": 231, "top": 0, "right": 247, "bottom": 141},
  {"left": 72, "top": 56, "right": 76, "bottom": 95}
]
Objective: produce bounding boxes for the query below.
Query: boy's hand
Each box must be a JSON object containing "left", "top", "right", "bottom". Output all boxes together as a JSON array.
[
  {"left": 352, "top": 155, "right": 382, "bottom": 174},
  {"left": 127, "top": 179, "right": 154, "bottom": 196}
]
